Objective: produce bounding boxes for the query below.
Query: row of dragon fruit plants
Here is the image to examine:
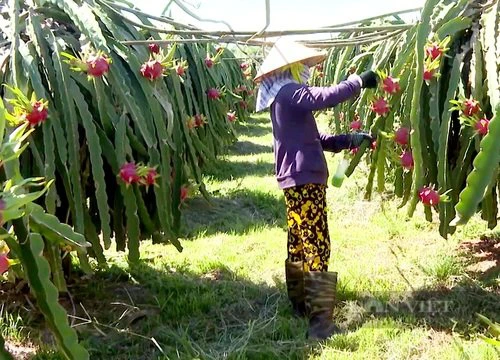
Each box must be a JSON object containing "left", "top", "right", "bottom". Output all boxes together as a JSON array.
[
  {"left": 1, "top": 0, "right": 256, "bottom": 357},
  {"left": 0, "top": 0, "right": 256, "bottom": 284},
  {"left": 313, "top": 0, "right": 499, "bottom": 238}
]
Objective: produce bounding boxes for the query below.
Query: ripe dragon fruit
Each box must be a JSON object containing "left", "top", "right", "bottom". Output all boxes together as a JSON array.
[
  {"left": 119, "top": 162, "right": 140, "bottom": 185},
  {"left": 205, "top": 55, "right": 214, "bottom": 68},
  {"left": 0, "top": 253, "right": 9, "bottom": 275},
  {"left": 400, "top": 150, "right": 414, "bottom": 170},
  {"left": 425, "top": 44, "right": 443, "bottom": 60},
  {"left": 463, "top": 98, "right": 481, "bottom": 117},
  {"left": 394, "top": 127, "right": 410, "bottom": 146},
  {"left": 423, "top": 68, "right": 435, "bottom": 81},
  {"left": 148, "top": 43, "right": 160, "bottom": 54},
  {"left": 206, "top": 88, "right": 221, "bottom": 100},
  {"left": 194, "top": 114, "right": 206, "bottom": 127},
  {"left": 140, "top": 60, "right": 163, "bottom": 81},
  {"left": 25, "top": 101, "right": 48, "bottom": 126},
  {"left": 382, "top": 76, "right": 401, "bottom": 94},
  {"left": 371, "top": 97, "right": 390, "bottom": 116},
  {"left": 227, "top": 111, "right": 237, "bottom": 122},
  {"left": 418, "top": 186, "right": 440, "bottom": 206},
  {"left": 143, "top": 168, "right": 158, "bottom": 186},
  {"left": 180, "top": 186, "right": 188, "bottom": 201},
  {"left": 350, "top": 119, "right": 362, "bottom": 130},
  {"left": 86, "top": 55, "right": 110, "bottom": 77},
  {"left": 475, "top": 118, "right": 490, "bottom": 135}
]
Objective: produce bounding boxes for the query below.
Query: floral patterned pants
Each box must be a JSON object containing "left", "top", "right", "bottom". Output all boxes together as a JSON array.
[{"left": 284, "top": 183, "right": 330, "bottom": 272}]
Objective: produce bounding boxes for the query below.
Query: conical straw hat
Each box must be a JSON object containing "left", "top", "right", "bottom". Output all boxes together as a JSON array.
[{"left": 254, "top": 39, "right": 327, "bottom": 83}]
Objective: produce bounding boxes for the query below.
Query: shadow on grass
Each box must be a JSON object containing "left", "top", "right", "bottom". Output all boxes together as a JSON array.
[
  {"left": 203, "top": 158, "right": 274, "bottom": 181},
  {"left": 18, "top": 261, "right": 500, "bottom": 360},
  {"left": 228, "top": 140, "right": 273, "bottom": 156},
  {"left": 334, "top": 230, "right": 500, "bottom": 338},
  {"left": 459, "top": 232, "right": 500, "bottom": 287},
  {"left": 238, "top": 114, "right": 269, "bottom": 126},
  {"left": 336, "top": 282, "right": 500, "bottom": 335},
  {"left": 234, "top": 122, "right": 270, "bottom": 138},
  {"left": 181, "top": 189, "right": 286, "bottom": 238},
  {"left": 27, "top": 262, "right": 316, "bottom": 360}
]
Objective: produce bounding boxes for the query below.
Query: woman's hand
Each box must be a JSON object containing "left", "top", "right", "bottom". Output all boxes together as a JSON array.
[
  {"left": 359, "top": 70, "right": 379, "bottom": 89},
  {"left": 349, "top": 132, "right": 374, "bottom": 148}
]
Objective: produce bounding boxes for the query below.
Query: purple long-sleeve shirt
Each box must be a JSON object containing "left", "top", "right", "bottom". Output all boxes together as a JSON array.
[{"left": 270, "top": 76, "right": 362, "bottom": 189}]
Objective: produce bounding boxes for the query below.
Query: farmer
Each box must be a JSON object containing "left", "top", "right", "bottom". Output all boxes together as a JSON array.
[{"left": 254, "top": 39, "right": 378, "bottom": 340}]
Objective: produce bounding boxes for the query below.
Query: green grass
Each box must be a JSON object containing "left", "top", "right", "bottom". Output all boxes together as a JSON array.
[
  {"left": 2, "top": 113, "right": 500, "bottom": 359},
  {"left": 0, "top": 312, "right": 24, "bottom": 343}
]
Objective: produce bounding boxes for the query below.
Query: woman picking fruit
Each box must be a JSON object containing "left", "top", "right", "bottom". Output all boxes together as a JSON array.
[{"left": 254, "top": 39, "right": 378, "bottom": 340}]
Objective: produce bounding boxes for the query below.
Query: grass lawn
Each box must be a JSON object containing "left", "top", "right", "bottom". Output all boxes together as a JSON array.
[{"left": 2, "top": 113, "right": 500, "bottom": 359}]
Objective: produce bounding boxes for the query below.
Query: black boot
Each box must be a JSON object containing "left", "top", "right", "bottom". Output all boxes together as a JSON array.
[
  {"left": 304, "top": 271, "right": 342, "bottom": 340},
  {"left": 285, "top": 260, "right": 306, "bottom": 317}
]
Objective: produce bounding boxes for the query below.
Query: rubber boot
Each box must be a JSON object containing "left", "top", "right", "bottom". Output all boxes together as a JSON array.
[
  {"left": 285, "top": 260, "right": 306, "bottom": 317},
  {"left": 304, "top": 271, "right": 342, "bottom": 340}
]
